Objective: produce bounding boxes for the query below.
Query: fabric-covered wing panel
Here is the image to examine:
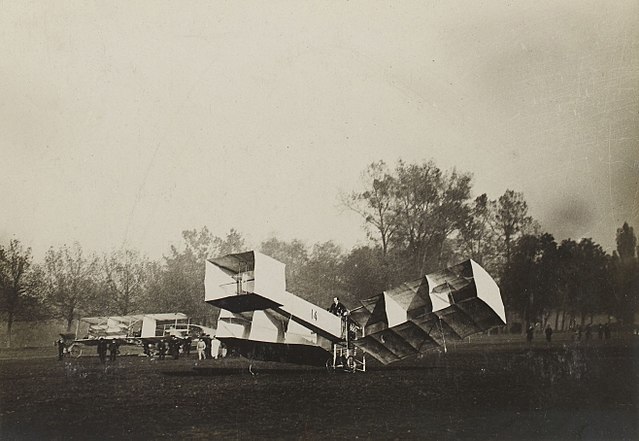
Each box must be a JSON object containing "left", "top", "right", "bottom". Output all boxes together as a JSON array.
[
  {"left": 355, "top": 335, "right": 401, "bottom": 365},
  {"left": 436, "top": 305, "right": 482, "bottom": 339}
]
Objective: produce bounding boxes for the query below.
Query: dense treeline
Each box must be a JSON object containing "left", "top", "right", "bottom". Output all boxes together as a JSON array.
[{"left": 0, "top": 159, "right": 637, "bottom": 346}]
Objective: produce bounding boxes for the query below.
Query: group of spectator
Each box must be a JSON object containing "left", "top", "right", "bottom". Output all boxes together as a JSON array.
[
  {"left": 96, "top": 338, "right": 119, "bottom": 363},
  {"left": 573, "top": 323, "right": 612, "bottom": 341},
  {"left": 55, "top": 333, "right": 224, "bottom": 362},
  {"left": 525, "top": 322, "right": 614, "bottom": 344}
]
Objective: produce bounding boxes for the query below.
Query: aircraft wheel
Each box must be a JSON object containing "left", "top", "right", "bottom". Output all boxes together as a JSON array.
[
  {"left": 69, "top": 345, "right": 83, "bottom": 358},
  {"left": 325, "top": 358, "right": 334, "bottom": 373},
  {"left": 345, "top": 356, "right": 356, "bottom": 373}
]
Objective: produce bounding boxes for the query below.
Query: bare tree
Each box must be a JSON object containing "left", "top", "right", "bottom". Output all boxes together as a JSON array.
[
  {"left": 342, "top": 161, "right": 397, "bottom": 256},
  {"left": 457, "top": 194, "right": 499, "bottom": 267},
  {"left": 42, "top": 243, "right": 100, "bottom": 331},
  {"left": 494, "top": 189, "right": 532, "bottom": 267},
  {"left": 0, "top": 240, "right": 38, "bottom": 347},
  {"left": 103, "top": 249, "right": 148, "bottom": 315},
  {"left": 391, "top": 160, "right": 472, "bottom": 275}
]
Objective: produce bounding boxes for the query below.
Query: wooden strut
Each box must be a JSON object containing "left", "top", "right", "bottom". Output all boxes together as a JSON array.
[{"left": 439, "top": 316, "right": 448, "bottom": 354}]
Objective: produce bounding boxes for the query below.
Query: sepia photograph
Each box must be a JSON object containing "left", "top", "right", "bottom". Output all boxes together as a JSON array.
[{"left": 1, "top": 1, "right": 638, "bottom": 439}]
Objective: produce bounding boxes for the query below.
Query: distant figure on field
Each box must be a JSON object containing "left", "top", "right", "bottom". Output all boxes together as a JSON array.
[
  {"left": 597, "top": 324, "right": 604, "bottom": 339},
  {"left": 604, "top": 323, "right": 611, "bottom": 340},
  {"left": 170, "top": 337, "right": 180, "bottom": 360},
  {"left": 211, "top": 338, "right": 221, "bottom": 359},
  {"left": 108, "top": 339, "right": 119, "bottom": 361},
  {"left": 574, "top": 324, "right": 582, "bottom": 341},
  {"left": 97, "top": 338, "right": 108, "bottom": 363},
  {"left": 545, "top": 325, "right": 553, "bottom": 343},
  {"left": 202, "top": 334, "right": 212, "bottom": 359},
  {"left": 196, "top": 338, "right": 206, "bottom": 360},
  {"left": 328, "top": 297, "right": 348, "bottom": 316},
  {"left": 183, "top": 336, "right": 191, "bottom": 356},
  {"left": 585, "top": 324, "right": 592, "bottom": 340},
  {"left": 526, "top": 325, "right": 534, "bottom": 343},
  {"left": 55, "top": 338, "right": 66, "bottom": 361},
  {"left": 158, "top": 339, "right": 167, "bottom": 360}
]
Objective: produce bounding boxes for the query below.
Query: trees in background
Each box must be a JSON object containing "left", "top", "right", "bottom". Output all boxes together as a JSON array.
[
  {"left": 500, "top": 232, "right": 618, "bottom": 330},
  {"left": 494, "top": 190, "right": 533, "bottom": 267},
  {"left": 297, "top": 241, "right": 348, "bottom": 306},
  {"left": 341, "top": 246, "right": 388, "bottom": 302},
  {"left": 0, "top": 240, "right": 42, "bottom": 347},
  {"left": 390, "top": 160, "right": 473, "bottom": 276},
  {"left": 144, "top": 228, "right": 246, "bottom": 324},
  {"left": 457, "top": 194, "right": 501, "bottom": 274},
  {"left": 41, "top": 243, "right": 100, "bottom": 331},
  {"left": 102, "top": 249, "right": 148, "bottom": 316},
  {"left": 2, "top": 158, "right": 637, "bottom": 333},
  {"left": 343, "top": 161, "right": 397, "bottom": 257},
  {"left": 259, "top": 237, "right": 309, "bottom": 294},
  {"left": 345, "top": 160, "right": 537, "bottom": 285},
  {"left": 259, "top": 238, "right": 349, "bottom": 307},
  {"left": 610, "top": 223, "right": 639, "bottom": 324},
  {"left": 561, "top": 238, "right": 610, "bottom": 325},
  {"left": 500, "top": 234, "right": 559, "bottom": 329}
]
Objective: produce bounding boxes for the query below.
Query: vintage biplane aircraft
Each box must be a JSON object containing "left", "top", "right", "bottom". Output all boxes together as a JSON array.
[
  {"left": 205, "top": 250, "right": 506, "bottom": 372},
  {"left": 68, "top": 313, "right": 215, "bottom": 357}
]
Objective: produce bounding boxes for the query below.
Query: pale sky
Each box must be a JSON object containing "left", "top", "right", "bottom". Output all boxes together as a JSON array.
[{"left": 2, "top": 1, "right": 638, "bottom": 260}]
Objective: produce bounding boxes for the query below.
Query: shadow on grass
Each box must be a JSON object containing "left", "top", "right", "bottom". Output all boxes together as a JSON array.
[
  {"left": 165, "top": 366, "right": 324, "bottom": 377},
  {"left": 163, "top": 363, "right": 457, "bottom": 377}
]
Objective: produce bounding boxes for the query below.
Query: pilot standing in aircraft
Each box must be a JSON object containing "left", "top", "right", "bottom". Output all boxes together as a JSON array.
[
  {"left": 328, "top": 297, "right": 348, "bottom": 316},
  {"left": 328, "top": 297, "right": 350, "bottom": 338}
]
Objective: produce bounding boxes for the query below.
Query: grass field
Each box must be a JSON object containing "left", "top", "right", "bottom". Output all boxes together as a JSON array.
[{"left": 0, "top": 335, "right": 637, "bottom": 440}]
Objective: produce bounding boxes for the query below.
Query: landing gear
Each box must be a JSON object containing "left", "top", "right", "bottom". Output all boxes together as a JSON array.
[
  {"left": 345, "top": 356, "right": 356, "bottom": 373},
  {"left": 325, "top": 358, "right": 334, "bottom": 373},
  {"left": 68, "top": 343, "right": 83, "bottom": 358},
  {"left": 326, "top": 315, "right": 365, "bottom": 373},
  {"left": 325, "top": 346, "right": 364, "bottom": 373}
]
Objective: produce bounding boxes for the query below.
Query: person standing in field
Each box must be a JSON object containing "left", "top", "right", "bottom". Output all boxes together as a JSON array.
[
  {"left": 545, "top": 325, "right": 553, "bottom": 343},
  {"left": 196, "top": 338, "right": 206, "bottom": 360},
  {"left": 158, "top": 339, "right": 167, "bottom": 360},
  {"left": 170, "top": 336, "right": 180, "bottom": 360},
  {"left": 108, "top": 339, "right": 119, "bottom": 361},
  {"left": 97, "top": 338, "right": 107, "bottom": 363},
  {"left": 56, "top": 338, "right": 66, "bottom": 361},
  {"left": 183, "top": 336, "right": 191, "bottom": 356},
  {"left": 202, "top": 334, "right": 212, "bottom": 359},
  {"left": 526, "top": 325, "right": 534, "bottom": 343}
]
